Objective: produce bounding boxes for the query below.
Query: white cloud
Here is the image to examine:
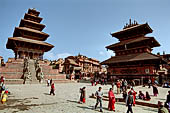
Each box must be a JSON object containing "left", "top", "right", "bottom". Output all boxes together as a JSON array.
[
  {"left": 99, "top": 50, "right": 114, "bottom": 58},
  {"left": 106, "top": 50, "right": 114, "bottom": 57},
  {"left": 57, "top": 53, "right": 72, "bottom": 59},
  {"left": 99, "top": 51, "right": 104, "bottom": 55},
  {"left": 44, "top": 52, "right": 72, "bottom": 60}
]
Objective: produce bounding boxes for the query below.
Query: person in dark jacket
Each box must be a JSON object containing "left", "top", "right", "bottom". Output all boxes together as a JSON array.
[
  {"left": 165, "top": 91, "right": 170, "bottom": 112},
  {"left": 145, "top": 91, "right": 151, "bottom": 101},
  {"left": 79, "top": 87, "right": 86, "bottom": 103},
  {"left": 152, "top": 84, "right": 158, "bottom": 96},
  {"left": 126, "top": 91, "right": 135, "bottom": 113},
  {"left": 50, "top": 79, "right": 53, "bottom": 85}
]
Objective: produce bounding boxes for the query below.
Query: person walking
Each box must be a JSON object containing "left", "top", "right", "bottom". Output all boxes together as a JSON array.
[
  {"left": 124, "top": 80, "right": 128, "bottom": 91},
  {"left": 0, "top": 76, "right": 4, "bottom": 84},
  {"left": 47, "top": 79, "right": 50, "bottom": 86},
  {"left": 79, "top": 87, "right": 86, "bottom": 103},
  {"left": 50, "top": 83, "right": 55, "bottom": 95},
  {"left": 126, "top": 91, "right": 135, "bottom": 113},
  {"left": 152, "top": 84, "right": 158, "bottom": 96},
  {"left": 116, "top": 80, "right": 121, "bottom": 94},
  {"left": 50, "top": 79, "right": 53, "bottom": 85},
  {"left": 108, "top": 88, "right": 116, "bottom": 112},
  {"left": 131, "top": 80, "right": 135, "bottom": 88},
  {"left": 111, "top": 81, "right": 115, "bottom": 91},
  {"left": 123, "top": 90, "right": 127, "bottom": 101},
  {"left": 165, "top": 91, "right": 170, "bottom": 112},
  {"left": 128, "top": 87, "right": 136, "bottom": 105},
  {"left": 95, "top": 87, "right": 103, "bottom": 112},
  {"left": 148, "top": 79, "right": 151, "bottom": 88}
]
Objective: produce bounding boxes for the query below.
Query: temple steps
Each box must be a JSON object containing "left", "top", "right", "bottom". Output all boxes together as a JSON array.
[
  {"left": 44, "top": 79, "right": 75, "bottom": 83},
  {"left": 0, "top": 58, "right": 71, "bottom": 84},
  {"left": 28, "top": 59, "right": 38, "bottom": 82},
  {"left": 4, "top": 79, "right": 74, "bottom": 84},
  {"left": 4, "top": 79, "right": 24, "bottom": 84}
]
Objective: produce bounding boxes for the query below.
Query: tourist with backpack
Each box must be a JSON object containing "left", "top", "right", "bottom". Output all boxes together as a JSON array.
[{"left": 126, "top": 91, "right": 135, "bottom": 113}]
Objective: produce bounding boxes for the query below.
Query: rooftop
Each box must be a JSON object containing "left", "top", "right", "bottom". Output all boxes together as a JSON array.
[
  {"left": 106, "top": 36, "right": 160, "bottom": 50},
  {"left": 15, "top": 27, "right": 49, "bottom": 36},
  {"left": 7, "top": 37, "right": 54, "bottom": 51},
  {"left": 111, "top": 20, "right": 153, "bottom": 40},
  {"left": 101, "top": 52, "right": 162, "bottom": 65}
]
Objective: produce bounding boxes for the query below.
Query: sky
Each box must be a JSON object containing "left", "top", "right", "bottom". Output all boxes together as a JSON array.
[{"left": 0, "top": 0, "right": 170, "bottom": 62}]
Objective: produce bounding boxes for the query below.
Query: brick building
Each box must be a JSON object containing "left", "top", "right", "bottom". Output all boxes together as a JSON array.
[
  {"left": 64, "top": 54, "right": 101, "bottom": 79},
  {"left": 50, "top": 58, "right": 65, "bottom": 73}
]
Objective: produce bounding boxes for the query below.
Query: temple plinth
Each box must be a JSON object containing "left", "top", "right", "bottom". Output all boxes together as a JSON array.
[{"left": 6, "top": 8, "right": 54, "bottom": 59}]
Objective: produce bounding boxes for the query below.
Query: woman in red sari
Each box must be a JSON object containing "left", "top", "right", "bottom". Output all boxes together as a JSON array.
[{"left": 108, "top": 88, "right": 116, "bottom": 111}]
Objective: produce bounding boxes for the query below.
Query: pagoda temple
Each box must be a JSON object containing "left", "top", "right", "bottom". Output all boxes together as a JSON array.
[
  {"left": 101, "top": 19, "right": 165, "bottom": 84},
  {"left": 0, "top": 9, "right": 68, "bottom": 84},
  {"left": 6, "top": 8, "right": 54, "bottom": 59}
]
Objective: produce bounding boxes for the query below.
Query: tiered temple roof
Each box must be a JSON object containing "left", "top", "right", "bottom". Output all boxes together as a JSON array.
[
  {"left": 102, "top": 52, "right": 161, "bottom": 65},
  {"left": 6, "top": 8, "right": 54, "bottom": 59},
  {"left": 106, "top": 36, "right": 160, "bottom": 51},
  {"left": 101, "top": 19, "right": 162, "bottom": 65}
]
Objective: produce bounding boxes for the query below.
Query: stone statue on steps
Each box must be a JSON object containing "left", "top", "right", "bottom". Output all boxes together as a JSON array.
[
  {"left": 39, "top": 71, "right": 44, "bottom": 83},
  {"left": 35, "top": 62, "right": 44, "bottom": 83},
  {"left": 23, "top": 58, "right": 32, "bottom": 84},
  {"left": 23, "top": 71, "right": 32, "bottom": 84}
]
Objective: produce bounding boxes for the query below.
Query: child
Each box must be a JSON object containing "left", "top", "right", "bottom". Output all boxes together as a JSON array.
[
  {"left": 138, "top": 91, "right": 145, "bottom": 100},
  {"left": 1, "top": 90, "right": 8, "bottom": 104}
]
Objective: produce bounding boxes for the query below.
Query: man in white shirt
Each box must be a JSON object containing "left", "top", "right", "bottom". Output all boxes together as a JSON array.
[{"left": 95, "top": 87, "right": 103, "bottom": 112}]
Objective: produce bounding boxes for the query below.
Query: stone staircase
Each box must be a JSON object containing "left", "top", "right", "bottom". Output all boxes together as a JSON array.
[
  {"left": 28, "top": 59, "right": 39, "bottom": 84},
  {"left": 0, "top": 59, "right": 23, "bottom": 78},
  {"left": 0, "top": 58, "right": 73, "bottom": 84}
]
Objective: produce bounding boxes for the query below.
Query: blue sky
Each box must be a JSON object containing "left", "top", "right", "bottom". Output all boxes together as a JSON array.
[{"left": 0, "top": 0, "right": 170, "bottom": 62}]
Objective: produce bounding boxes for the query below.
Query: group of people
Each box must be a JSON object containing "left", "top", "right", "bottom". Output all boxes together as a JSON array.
[
  {"left": 138, "top": 91, "right": 151, "bottom": 101},
  {"left": 79, "top": 86, "right": 113, "bottom": 112},
  {"left": 148, "top": 78, "right": 159, "bottom": 94},
  {"left": 79, "top": 85, "right": 137, "bottom": 112},
  {"left": 115, "top": 79, "right": 128, "bottom": 94},
  {"left": 91, "top": 78, "right": 107, "bottom": 86},
  {"left": 79, "top": 78, "right": 163, "bottom": 113},
  {"left": 95, "top": 86, "right": 137, "bottom": 112},
  {"left": 47, "top": 79, "right": 55, "bottom": 96}
]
